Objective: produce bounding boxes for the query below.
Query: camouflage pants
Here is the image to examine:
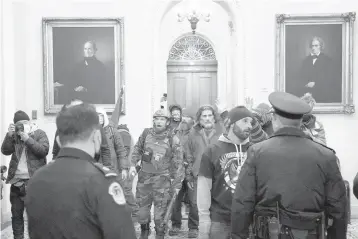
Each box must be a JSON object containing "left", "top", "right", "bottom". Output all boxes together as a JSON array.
[{"left": 136, "top": 171, "right": 171, "bottom": 230}]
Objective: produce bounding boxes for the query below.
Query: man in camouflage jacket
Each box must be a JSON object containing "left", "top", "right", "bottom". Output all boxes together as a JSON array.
[{"left": 131, "top": 109, "right": 184, "bottom": 239}]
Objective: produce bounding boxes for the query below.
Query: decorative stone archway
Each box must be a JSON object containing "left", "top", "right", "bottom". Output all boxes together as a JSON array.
[
  {"left": 168, "top": 35, "right": 216, "bottom": 61},
  {"left": 167, "top": 35, "right": 218, "bottom": 113},
  {"left": 151, "top": 0, "right": 247, "bottom": 115}
]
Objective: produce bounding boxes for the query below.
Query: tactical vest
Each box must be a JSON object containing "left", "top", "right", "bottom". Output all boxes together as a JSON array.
[{"left": 141, "top": 132, "right": 173, "bottom": 174}]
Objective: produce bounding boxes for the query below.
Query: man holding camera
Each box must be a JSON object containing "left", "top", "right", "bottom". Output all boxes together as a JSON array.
[{"left": 1, "top": 110, "right": 49, "bottom": 239}]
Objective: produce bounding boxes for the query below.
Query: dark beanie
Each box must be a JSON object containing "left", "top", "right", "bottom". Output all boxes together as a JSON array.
[
  {"left": 13, "top": 110, "right": 30, "bottom": 124},
  {"left": 228, "top": 106, "right": 253, "bottom": 125}
]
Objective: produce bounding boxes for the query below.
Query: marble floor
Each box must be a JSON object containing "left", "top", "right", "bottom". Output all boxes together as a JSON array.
[{"left": 2, "top": 213, "right": 358, "bottom": 239}]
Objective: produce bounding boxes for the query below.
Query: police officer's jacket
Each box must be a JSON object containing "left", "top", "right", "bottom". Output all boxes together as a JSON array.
[
  {"left": 231, "top": 127, "right": 347, "bottom": 239},
  {"left": 25, "top": 147, "right": 136, "bottom": 239}
]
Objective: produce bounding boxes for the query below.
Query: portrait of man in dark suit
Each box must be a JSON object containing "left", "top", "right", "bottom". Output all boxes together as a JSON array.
[
  {"left": 43, "top": 19, "right": 125, "bottom": 114},
  {"left": 285, "top": 24, "right": 343, "bottom": 104},
  {"left": 297, "top": 37, "right": 341, "bottom": 103},
  {"left": 52, "top": 26, "right": 116, "bottom": 105},
  {"left": 66, "top": 41, "right": 110, "bottom": 104}
]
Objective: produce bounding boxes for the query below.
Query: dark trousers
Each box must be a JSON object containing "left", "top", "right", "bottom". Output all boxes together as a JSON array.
[
  {"left": 171, "top": 179, "right": 199, "bottom": 229},
  {"left": 10, "top": 184, "right": 27, "bottom": 239}
]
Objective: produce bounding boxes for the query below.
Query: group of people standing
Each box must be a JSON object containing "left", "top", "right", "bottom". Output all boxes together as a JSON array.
[{"left": 1, "top": 91, "right": 349, "bottom": 239}]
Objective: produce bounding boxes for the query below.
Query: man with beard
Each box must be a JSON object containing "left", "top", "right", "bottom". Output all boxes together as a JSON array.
[
  {"left": 197, "top": 106, "right": 254, "bottom": 239},
  {"left": 231, "top": 92, "right": 347, "bottom": 239},
  {"left": 131, "top": 109, "right": 184, "bottom": 239},
  {"left": 25, "top": 103, "right": 136, "bottom": 239},
  {"left": 170, "top": 105, "right": 226, "bottom": 238}
]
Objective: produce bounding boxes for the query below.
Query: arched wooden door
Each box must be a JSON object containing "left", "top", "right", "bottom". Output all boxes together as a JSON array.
[{"left": 167, "top": 35, "right": 218, "bottom": 115}]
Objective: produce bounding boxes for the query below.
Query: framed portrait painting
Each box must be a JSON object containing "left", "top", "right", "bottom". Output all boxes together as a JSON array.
[
  {"left": 43, "top": 18, "right": 125, "bottom": 114},
  {"left": 275, "top": 12, "right": 355, "bottom": 114}
]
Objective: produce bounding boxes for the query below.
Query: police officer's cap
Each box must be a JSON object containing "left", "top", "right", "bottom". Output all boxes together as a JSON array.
[{"left": 268, "top": 92, "right": 311, "bottom": 119}]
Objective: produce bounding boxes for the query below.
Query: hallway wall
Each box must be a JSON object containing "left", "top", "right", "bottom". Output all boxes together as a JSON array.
[{"left": 2, "top": 0, "right": 358, "bottom": 219}]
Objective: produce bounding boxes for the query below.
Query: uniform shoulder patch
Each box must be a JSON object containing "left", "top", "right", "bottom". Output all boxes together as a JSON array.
[
  {"left": 311, "top": 140, "right": 336, "bottom": 154},
  {"left": 93, "top": 163, "right": 118, "bottom": 178},
  {"left": 108, "top": 182, "right": 126, "bottom": 205}
]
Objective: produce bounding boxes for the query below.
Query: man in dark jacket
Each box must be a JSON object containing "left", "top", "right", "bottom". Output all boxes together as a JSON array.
[
  {"left": 117, "top": 124, "right": 134, "bottom": 160},
  {"left": 231, "top": 92, "right": 347, "bottom": 239},
  {"left": 1, "top": 110, "right": 49, "bottom": 239},
  {"left": 289, "top": 36, "right": 341, "bottom": 103},
  {"left": 25, "top": 103, "right": 136, "bottom": 239},
  {"left": 169, "top": 112, "right": 195, "bottom": 237},
  {"left": 96, "top": 107, "right": 138, "bottom": 222},
  {"left": 52, "top": 99, "right": 112, "bottom": 167}
]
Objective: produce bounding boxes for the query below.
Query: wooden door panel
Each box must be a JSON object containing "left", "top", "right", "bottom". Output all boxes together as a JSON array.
[
  {"left": 167, "top": 66, "right": 217, "bottom": 114},
  {"left": 210, "top": 73, "right": 218, "bottom": 104},
  {"left": 196, "top": 72, "right": 213, "bottom": 106},
  {"left": 167, "top": 72, "right": 191, "bottom": 109}
]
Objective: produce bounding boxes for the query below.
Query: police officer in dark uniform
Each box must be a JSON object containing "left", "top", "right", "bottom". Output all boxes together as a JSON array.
[
  {"left": 231, "top": 92, "right": 347, "bottom": 239},
  {"left": 25, "top": 103, "right": 136, "bottom": 239}
]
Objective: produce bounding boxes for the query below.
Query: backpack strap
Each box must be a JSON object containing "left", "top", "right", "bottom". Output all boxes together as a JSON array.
[
  {"left": 167, "top": 131, "right": 174, "bottom": 148},
  {"left": 108, "top": 126, "right": 118, "bottom": 152}
]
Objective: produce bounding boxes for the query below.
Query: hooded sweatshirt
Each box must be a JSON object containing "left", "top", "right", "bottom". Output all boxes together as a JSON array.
[
  {"left": 96, "top": 107, "right": 128, "bottom": 170},
  {"left": 197, "top": 135, "right": 252, "bottom": 223}
]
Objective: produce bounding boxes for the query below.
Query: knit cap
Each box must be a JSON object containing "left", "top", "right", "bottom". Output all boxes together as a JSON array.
[
  {"left": 228, "top": 106, "right": 253, "bottom": 125},
  {"left": 13, "top": 110, "right": 30, "bottom": 124},
  {"left": 252, "top": 103, "right": 272, "bottom": 126}
]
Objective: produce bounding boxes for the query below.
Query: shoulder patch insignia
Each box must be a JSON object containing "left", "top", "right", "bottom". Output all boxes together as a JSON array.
[
  {"left": 93, "top": 163, "right": 118, "bottom": 177},
  {"left": 108, "top": 182, "right": 126, "bottom": 205}
]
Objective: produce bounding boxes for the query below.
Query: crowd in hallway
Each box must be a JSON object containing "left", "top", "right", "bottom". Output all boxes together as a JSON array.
[{"left": 0, "top": 91, "right": 352, "bottom": 239}]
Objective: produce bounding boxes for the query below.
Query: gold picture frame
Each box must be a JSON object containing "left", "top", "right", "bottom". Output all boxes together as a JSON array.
[
  {"left": 275, "top": 12, "right": 355, "bottom": 114},
  {"left": 42, "top": 17, "right": 125, "bottom": 114}
]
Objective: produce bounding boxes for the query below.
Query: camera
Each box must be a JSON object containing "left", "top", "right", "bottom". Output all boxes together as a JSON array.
[{"left": 15, "top": 122, "right": 24, "bottom": 133}]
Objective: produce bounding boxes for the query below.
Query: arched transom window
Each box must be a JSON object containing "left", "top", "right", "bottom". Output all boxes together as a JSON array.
[{"left": 168, "top": 35, "right": 216, "bottom": 61}]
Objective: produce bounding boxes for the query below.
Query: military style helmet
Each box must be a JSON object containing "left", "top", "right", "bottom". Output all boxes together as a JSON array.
[{"left": 153, "top": 109, "right": 170, "bottom": 119}]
